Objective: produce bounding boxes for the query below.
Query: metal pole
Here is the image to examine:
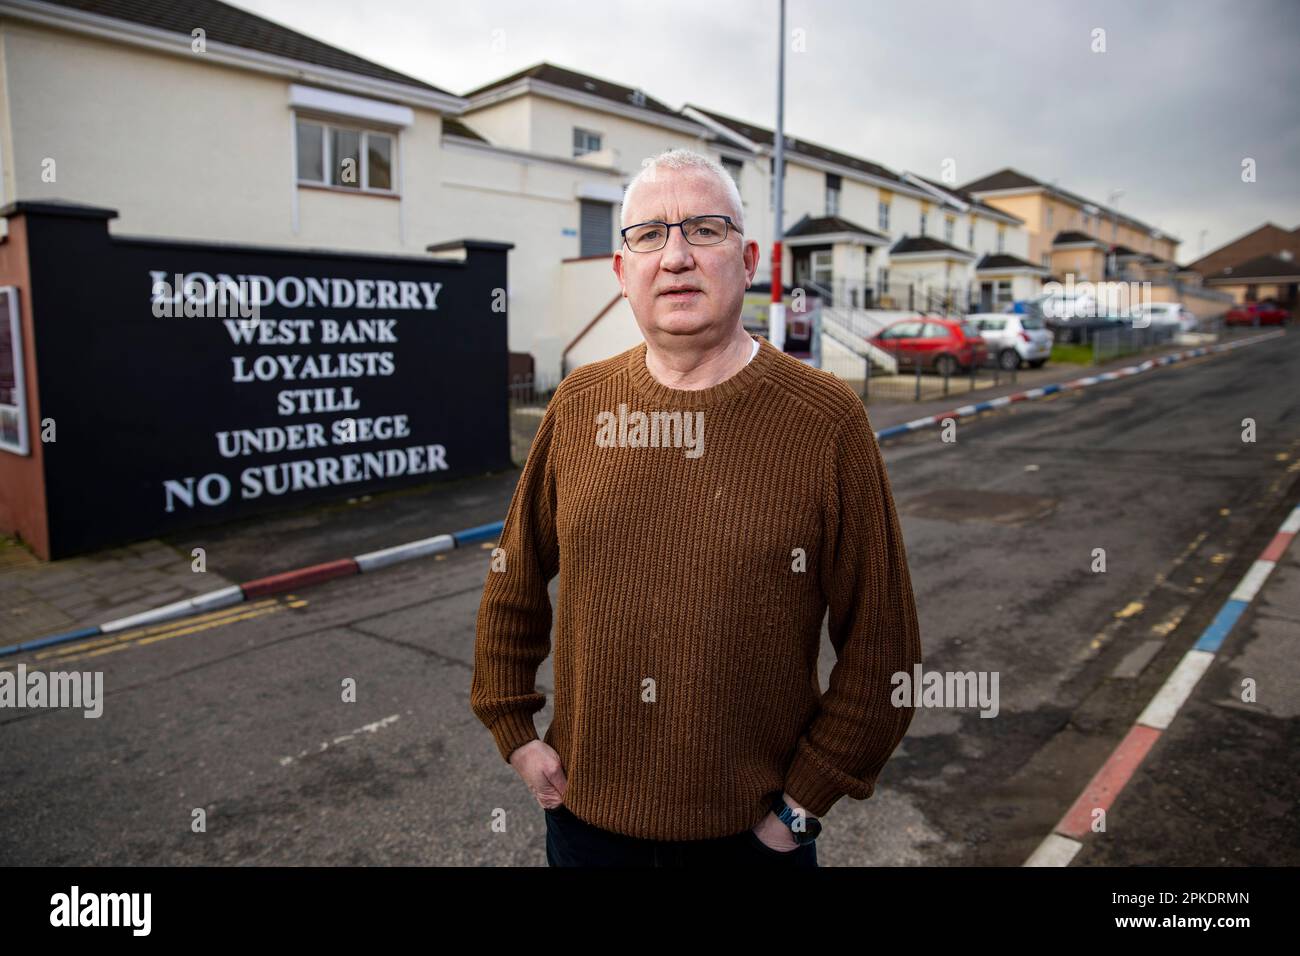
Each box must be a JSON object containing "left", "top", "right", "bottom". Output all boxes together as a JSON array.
[{"left": 769, "top": 0, "right": 787, "bottom": 351}]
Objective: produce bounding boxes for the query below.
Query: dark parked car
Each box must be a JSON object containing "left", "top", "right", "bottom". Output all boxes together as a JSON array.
[
  {"left": 870, "top": 316, "right": 988, "bottom": 376},
  {"left": 1023, "top": 297, "right": 1133, "bottom": 344}
]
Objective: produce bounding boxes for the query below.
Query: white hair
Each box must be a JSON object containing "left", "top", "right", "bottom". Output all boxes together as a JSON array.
[{"left": 620, "top": 148, "right": 745, "bottom": 232}]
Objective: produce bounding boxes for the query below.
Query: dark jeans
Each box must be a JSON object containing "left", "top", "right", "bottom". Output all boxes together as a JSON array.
[{"left": 544, "top": 804, "right": 819, "bottom": 867}]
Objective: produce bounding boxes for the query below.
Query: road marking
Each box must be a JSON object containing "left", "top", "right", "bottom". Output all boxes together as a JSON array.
[
  {"left": 278, "top": 713, "right": 402, "bottom": 766},
  {"left": 1027, "top": 502, "right": 1300, "bottom": 865},
  {"left": 0, "top": 598, "right": 289, "bottom": 669}
]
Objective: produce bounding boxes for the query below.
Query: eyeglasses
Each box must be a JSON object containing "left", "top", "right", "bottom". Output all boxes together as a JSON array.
[{"left": 621, "top": 215, "right": 740, "bottom": 253}]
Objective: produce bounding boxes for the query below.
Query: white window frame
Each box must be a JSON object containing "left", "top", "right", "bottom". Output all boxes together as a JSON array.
[
  {"left": 0, "top": 287, "right": 30, "bottom": 456},
  {"left": 944, "top": 217, "right": 955, "bottom": 244},
  {"left": 295, "top": 116, "right": 398, "bottom": 194},
  {"left": 810, "top": 249, "right": 834, "bottom": 286},
  {"left": 573, "top": 127, "right": 602, "bottom": 157},
  {"left": 878, "top": 200, "right": 890, "bottom": 232}
]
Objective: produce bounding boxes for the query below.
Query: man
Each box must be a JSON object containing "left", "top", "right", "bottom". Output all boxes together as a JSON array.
[{"left": 470, "top": 148, "right": 922, "bottom": 867}]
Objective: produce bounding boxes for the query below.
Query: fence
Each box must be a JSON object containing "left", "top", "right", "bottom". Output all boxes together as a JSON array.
[
  {"left": 508, "top": 372, "right": 560, "bottom": 413},
  {"left": 1089, "top": 322, "right": 1177, "bottom": 362},
  {"left": 820, "top": 346, "right": 1022, "bottom": 403}
]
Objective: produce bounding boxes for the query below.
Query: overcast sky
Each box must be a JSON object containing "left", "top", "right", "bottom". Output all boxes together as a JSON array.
[{"left": 236, "top": 0, "right": 1299, "bottom": 263}]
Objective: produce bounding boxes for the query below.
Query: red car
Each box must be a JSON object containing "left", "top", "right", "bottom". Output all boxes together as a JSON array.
[
  {"left": 870, "top": 316, "right": 988, "bottom": 375},
  {"left": 1225, "top": 300, "right": 1288, "bottom": 326}
]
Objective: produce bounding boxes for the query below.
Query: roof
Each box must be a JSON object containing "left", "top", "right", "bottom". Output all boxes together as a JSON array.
[
  {"left": 463, "top": 62, "right": 681, "bottom": 118},
  {"left": 959, "top": 168, "right": 1041, "bottom": 193},
  {"left": 1185, "top": 222, "right": 1300, "bottom": 274},
  {"left": 785, "top": 215, "right": 887, "bottom": 240},
  {"left": 891, "top": 235, "right": 971, "bottom": 256},
  {"left": 975, "top": 253, "right": 1046, "bottom": 271},
  {"left": 1052, "top": 230, "right": 1103, "bottom": 246},
  {"left": 960, "top": 167, "right": 1178, "bottom": 242},
  {"left": 910, "top": 175, "right": 1024, "bottom": 223},
  {"left": 1203, "top": 254, "right": 1300, "bottom": 282},
  {"left": 441, "top": 117, "right": 487, "bottom": 142},
  {"left": 685, "top": 104, "right": 912, "bottom": 188},
  {"left": 41, "top": 0, "right": 453, "bottom": 95}
]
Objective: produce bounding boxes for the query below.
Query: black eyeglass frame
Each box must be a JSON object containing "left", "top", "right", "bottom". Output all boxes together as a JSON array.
[{"left": 620, "top": 215, "right": 742, "bottom": 252}]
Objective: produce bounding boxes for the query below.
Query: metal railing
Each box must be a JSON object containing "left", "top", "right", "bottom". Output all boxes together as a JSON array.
[{"left": 508, "top": 372, "right": 560, "bottom": 412}]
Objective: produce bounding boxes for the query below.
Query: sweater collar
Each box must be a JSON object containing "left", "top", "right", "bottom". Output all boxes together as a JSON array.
[{"left": 627, "top": 333, "right": 776, "bottom": 410}]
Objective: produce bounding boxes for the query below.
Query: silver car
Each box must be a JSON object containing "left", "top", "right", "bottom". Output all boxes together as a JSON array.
[
  {"left": 967, "top": 313, "right": 1053, "bottom": 370},
  {"left": 1129, "top": 301, "right": 1198, "bottom": 332}
]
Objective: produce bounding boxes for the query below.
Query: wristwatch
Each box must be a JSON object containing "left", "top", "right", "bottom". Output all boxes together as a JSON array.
[{"left": 770, "top": 794, "right": 822, "bottom": 845}]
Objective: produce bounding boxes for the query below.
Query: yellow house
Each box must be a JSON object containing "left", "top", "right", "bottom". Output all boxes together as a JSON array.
[{"left": 959, "top": 169, "right": 1179, "bottom": 279}]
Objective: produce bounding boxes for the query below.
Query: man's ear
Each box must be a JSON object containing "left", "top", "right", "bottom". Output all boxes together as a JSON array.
[
  {"left": 612, "top": 251, "right": 627, "bottom": 297},
  {"left": 743, "top": 239, "right": 761, "bottom": 284}
]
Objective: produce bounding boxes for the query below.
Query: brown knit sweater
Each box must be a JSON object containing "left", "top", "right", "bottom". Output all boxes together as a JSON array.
[{"left": 470, "top": 333, "right": 922, "bottom": 841}]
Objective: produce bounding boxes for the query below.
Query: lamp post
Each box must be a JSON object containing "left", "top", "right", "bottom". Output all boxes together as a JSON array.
[{"left": 770, "top": 0, "right": 787, "bottom": 351}]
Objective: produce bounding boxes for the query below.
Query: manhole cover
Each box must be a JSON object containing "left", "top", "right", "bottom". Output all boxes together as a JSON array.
[{"left": 899, "top": 489, "right": 1058, "bottom": 525}]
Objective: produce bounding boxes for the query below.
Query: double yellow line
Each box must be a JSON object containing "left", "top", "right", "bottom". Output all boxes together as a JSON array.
[{"left": 0, "top": 596, "right": 308, "bottom": 670}]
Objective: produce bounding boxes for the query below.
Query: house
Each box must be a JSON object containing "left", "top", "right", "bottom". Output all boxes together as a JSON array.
[
  {"left": 1201, "top": 254, "right": 1300, "bottom": 310},
  {"left": 0, "top": 4, "right": 629, "bottom": 385},
  {"left": 958, "top": 168, "right": 1180, "bottom": 278},
  {"left": 1185, "top": 223, "right": 1300, "bottom": 280}
]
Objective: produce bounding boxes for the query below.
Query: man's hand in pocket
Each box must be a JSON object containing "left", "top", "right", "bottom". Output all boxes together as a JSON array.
[
  {"left": 508, "top": 739, "right": 567, "bottom": 809},
  {"left": 750, "top": 811, "right": 800, "bottom": 851}
]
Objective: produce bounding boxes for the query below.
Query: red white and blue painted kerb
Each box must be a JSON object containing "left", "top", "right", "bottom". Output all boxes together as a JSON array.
[
  {"left": 874, "top": 329, "right": 1285, "bottom": 442},
  {"left": 0, "top": 522, "right": 502, "bottom": 659},
  {"left": 1025, "top": 502, "right": 1300, "bottom": 866},
  {"left": 1, "top": 330, "right": 1285, "bottom": 661}
]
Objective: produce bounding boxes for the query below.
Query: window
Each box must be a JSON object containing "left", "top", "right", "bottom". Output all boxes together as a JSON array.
[
  {"left": 878, "top": 267, "right": 890, "bottom": 294},
  {"left": 810, "top": 250, "right": 834, "bottom": 287},
  {"left": 882, "top": 320, "right": 921, "bottom": 339},
  {"left": 994, "top": 280, "right": 1013, "bottom": 308},
  {"left": 0, "top": 287, "right": 29, "bottom": 455},
  {"left": 996, "top": 227, "right": 1006, "bottom": 253},
  {"left": 919, "top": 211, "right": 928, "bottom": 235},
  {"left": 721, "top": 156, "right": 743, "bottom": 185},
  {"left": 768, "top": 157, "right": 787, "bottom": 212},
  {"left": 944, "top": 217, "right": 955, "bottom": 244},
  {"left": 573, "top": 128, "right": 602, "bottom": 156},
  {"left": 1047, "top": 206, "right": 1054, "bottom": 228},
  {"left": 967, "top": 220, "right": 975, "bottom": 249},
  {"left": 295, "top": 117, "right": 395, "bottom": 192},
  {"left": 878, "top": 201, "right": 890, "bottom": 232},
  {"left": 1041, "top": 253, "right": 1051, "bottom": 268},
  {"left": 579, "top": 199, "right": 613, "bottom": 257},
  {"left": 922, "top": 321, "right": 949, "bottom": 338},
  {"left": 825, "top": 173, "right": 842, "bottom": 217}
]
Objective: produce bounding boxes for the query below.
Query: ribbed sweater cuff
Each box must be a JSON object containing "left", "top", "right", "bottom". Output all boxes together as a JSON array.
[
  {"left": 782, "top": 750, "right": 850, "bottom": 818},
  {"left": 488, "top": 710, "right": 540, "bottom": 764}
]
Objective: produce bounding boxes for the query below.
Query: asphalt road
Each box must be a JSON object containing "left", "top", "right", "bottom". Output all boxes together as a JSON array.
[{"left": 1, "top": 331, "right": 1296, "bottom": 866}]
